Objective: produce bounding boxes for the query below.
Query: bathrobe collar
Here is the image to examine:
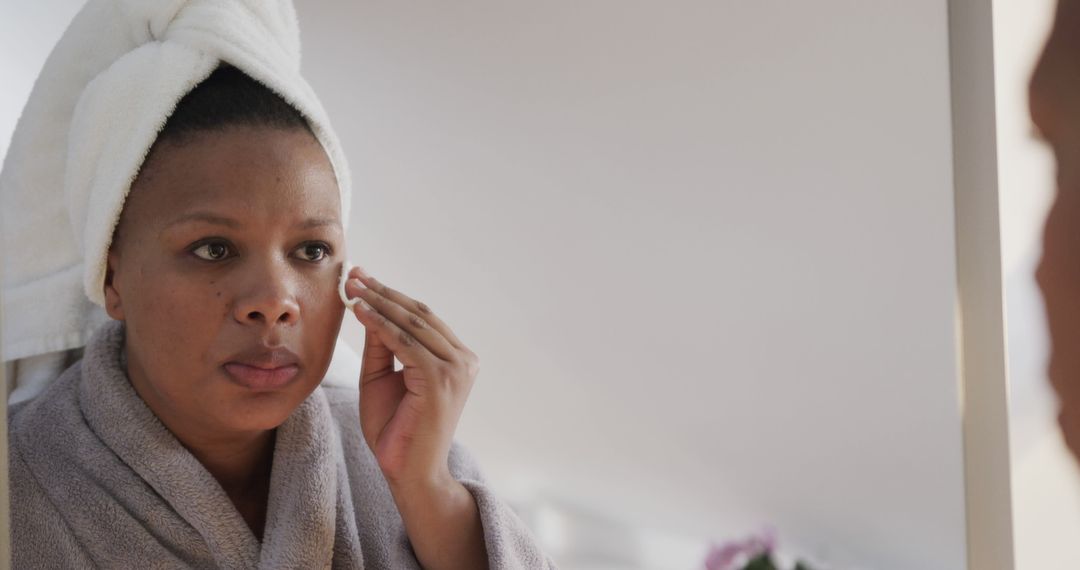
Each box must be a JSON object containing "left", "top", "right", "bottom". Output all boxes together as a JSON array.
[{"left": 15, "top": 318, "right": 364, "bottom": 568}]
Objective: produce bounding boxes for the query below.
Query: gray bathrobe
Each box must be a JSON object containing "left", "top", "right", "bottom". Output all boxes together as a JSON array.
[{"left": 8, "top": 320, "right": 555, "bottom": 569}]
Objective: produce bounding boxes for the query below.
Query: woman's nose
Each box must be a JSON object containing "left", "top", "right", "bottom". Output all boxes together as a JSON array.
[{"left": 233, "top": 262, "right": 302, "bottom": 326}]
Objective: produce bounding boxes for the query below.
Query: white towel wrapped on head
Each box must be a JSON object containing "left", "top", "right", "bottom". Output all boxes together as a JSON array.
[{"left": 1, "top": 0, "right": 358, "bottom": 402}]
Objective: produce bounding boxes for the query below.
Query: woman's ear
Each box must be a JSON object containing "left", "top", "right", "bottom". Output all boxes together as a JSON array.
[{"left": 103, "top": 249, "right": 125, "bottom": 321}]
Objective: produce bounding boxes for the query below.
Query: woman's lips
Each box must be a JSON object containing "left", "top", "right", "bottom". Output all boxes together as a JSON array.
[{"left": 223, "top": 362, "right": 300, "bottom": 391}]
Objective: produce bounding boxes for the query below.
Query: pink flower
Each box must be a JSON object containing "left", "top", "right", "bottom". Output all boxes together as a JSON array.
[{"left": 703, "top": 527, "right": 778, "bottom": 570}]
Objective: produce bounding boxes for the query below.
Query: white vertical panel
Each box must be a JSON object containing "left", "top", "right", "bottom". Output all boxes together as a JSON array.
[{"left": 948, "top": 0, "right": 1016, "bottom": 567}]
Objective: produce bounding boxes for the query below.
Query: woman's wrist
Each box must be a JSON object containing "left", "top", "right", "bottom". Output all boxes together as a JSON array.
[
  {"left": 386, "top": 466, "right": 457, "bottom": 513},
  {"left": 388, "top": 470, "right": 490, "bottom": 570}
]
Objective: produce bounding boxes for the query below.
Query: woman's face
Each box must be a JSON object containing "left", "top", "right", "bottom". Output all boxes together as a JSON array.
[{"left": 103, "top": 124, "right": 346, "bottom": 441}]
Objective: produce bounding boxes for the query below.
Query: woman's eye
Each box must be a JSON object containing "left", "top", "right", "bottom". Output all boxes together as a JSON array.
[
  {"left": 192, "top": 241, "right": 232, "bottom": 261},
  {"left": 298, "top": 243, "right": 331, "bottom": 262}
]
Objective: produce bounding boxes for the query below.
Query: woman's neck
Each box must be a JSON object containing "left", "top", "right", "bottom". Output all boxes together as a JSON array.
[
  {"left": 184, "top": 428, "right": 277, "bottom": 541},
  {"left": 186, "top": 429, "right": 277, "bottom": 495}
]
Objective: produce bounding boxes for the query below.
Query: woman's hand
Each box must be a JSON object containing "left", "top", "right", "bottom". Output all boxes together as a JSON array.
[
  {"left": 342, "top": 266, "right": 479, "bottom": 488},
  {"left": 342, "top": 266, "right": 490, "bottom": 569}
]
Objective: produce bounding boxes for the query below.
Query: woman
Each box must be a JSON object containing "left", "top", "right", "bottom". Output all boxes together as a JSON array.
[{"left": 3, "top": 2, "right": 553, "bottom": 568}]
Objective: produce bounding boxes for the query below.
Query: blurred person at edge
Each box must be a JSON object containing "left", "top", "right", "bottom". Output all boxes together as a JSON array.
[{"left": 1031, "top": 0, "right": 1080, "bottom": 462}]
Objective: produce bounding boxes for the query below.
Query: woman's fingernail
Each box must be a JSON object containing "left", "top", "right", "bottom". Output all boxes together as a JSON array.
[
  {"left": 355, "top": 265, "right": 371, "bottom": 279},
  {"left": 350, "top": 278, "right": 366, "bottom": 290}
]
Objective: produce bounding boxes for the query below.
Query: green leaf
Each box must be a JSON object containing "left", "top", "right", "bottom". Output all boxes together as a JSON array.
[{"left": 743, "top": 553, "right": 778, "bottom": 570}]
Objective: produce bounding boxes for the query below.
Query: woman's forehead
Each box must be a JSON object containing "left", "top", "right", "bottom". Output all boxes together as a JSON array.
[{"left": 129, "top": 126, "right": 341, "bottom": 226}]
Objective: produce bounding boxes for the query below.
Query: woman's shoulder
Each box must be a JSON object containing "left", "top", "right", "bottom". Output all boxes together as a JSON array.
[
  {"left": 320, "top": 383, "right": 359, "bottom": 405},
  {"left": 7, "top": 358, "right": 88, "bottom": 487},
  {"left": 8, "top": 358, "right": 83, "bottom": 440},
  {"left": 319, "top": 384, "right": 360, "bottom": 426},
  {"left": 7, "top": 364, "right": 97, "bottom": 566},
  {"left": 8, "top": 442, "right": 95, "bottom": 566}
]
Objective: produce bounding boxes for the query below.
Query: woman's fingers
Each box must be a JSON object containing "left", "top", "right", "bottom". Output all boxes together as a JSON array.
[
  {"left": 345, "top": 267, "right": 468, "bottom": 351},
  {"left": 345, "top": 275, "right": 459, "bottom": 365}
]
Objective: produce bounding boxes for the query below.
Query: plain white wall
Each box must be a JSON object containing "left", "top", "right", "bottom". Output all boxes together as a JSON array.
[
  {"left": 2, "top": 2, "right": 977, "bottom": 569},
  {"left": 296, "top": 2, "right": 967, "bottom": 569},
  {"left": 993, "top": 1, "right": 1080, "bottom": 568}
]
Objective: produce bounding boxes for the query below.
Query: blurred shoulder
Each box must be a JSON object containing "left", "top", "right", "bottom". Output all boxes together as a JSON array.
[
  {"left": 318, "top": 384, "right": 363, "bottom": 446},
  {"left": 320, "top": 384, "right": 359, "bottom": 415},
  {"left": 8, "top": 359, "right": 82, "bottom": 441}
]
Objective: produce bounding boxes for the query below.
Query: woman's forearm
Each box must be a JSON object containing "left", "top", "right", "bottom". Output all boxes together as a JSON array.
[{"left": 388, "top": 473, "right": 490, "bottom": 570}]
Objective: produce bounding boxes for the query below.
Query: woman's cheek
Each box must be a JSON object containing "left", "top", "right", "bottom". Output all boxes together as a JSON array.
[
  {"left": 305, "top": 270, "right": 341, "bottom": 317},
  {"left": 304, "top": 276, "right": 345, "bottom": 362}
]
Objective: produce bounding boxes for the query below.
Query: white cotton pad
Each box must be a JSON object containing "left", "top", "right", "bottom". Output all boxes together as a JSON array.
[{"left": 339, "top": 260, "right": 360, "bottom": 309}]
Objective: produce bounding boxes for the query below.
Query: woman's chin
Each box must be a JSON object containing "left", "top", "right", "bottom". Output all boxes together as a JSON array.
[
  {"left": 214, "top": 380, "right": 320, "bottom": 433},
  {"left": 216, "top": 404, "right": 294, "bottom": 433}
]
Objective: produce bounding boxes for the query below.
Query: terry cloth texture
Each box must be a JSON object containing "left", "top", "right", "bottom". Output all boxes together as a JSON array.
[{"left": 9, "top": 319, "right": 557, "bottom": 568}]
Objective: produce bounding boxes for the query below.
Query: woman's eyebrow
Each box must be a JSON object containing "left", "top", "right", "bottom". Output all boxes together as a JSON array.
[
  {"left": 162, "top": 211, "right": 341, "bottom": 233},
  {"left": 163, "top": 211, "right": 241, "bottom": 231},
  {"left": 298, "top": 217, "right": 341, "bottom": 230}
]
